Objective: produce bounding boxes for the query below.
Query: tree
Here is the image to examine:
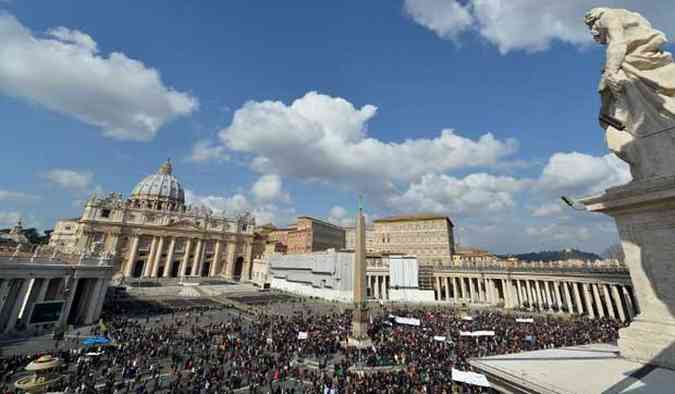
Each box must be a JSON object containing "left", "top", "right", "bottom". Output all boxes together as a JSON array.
[{"left": 603, "top": 243, "right": 625, "bottom": 263}]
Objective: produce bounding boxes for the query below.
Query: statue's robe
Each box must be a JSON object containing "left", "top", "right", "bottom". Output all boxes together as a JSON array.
[{"left": 599, "top": 10, "right": 675, "bottom": 179}]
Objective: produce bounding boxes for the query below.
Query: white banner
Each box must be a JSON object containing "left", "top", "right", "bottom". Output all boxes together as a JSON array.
[
  {"left": 459, "top": 330, "right": 495, "bottom": 337},
  {"left": 394, "top": 316, "right": 421, "bottom": 326},
  {"left": 433, "top": 336, "right": 446, "bottom": 342},
  {"left": 298, "top": 332, "right": 308, "bottom": 340},
  {"left": 461, "top": 316, "right": 473, "bottom": 321},
  {"left": 452, "top": 368, "right": 491, "bottom": 388},
  {"left": 516, "top": 318, "right": 534, "bottom": 323}
]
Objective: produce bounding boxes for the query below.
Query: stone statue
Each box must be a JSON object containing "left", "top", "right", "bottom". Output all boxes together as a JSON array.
[{"left": 585, "top": 8, "right": 675, "bottom": 180}]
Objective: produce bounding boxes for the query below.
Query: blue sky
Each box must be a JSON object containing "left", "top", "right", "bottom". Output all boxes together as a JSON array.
[{"left": 1, "top": 1, "right": 673, "bottom": 254}]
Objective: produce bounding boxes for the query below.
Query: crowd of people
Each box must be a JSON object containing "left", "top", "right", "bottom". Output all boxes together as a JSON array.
[{"left": 1, "top": 298, "right": 621, "bottom": 394}]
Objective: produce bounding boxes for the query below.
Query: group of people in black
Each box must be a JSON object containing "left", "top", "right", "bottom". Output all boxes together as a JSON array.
[{"left": 1, "top": 298, "right": 621, "bottom": 394}]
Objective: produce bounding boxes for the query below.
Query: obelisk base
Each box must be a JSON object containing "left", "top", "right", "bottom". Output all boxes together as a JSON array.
[
  {"left": 580, "top": 176, "right": 675, "bottom": 370},
  {"left": 347, "top": 305, "right": 372, "bottom": 349}
]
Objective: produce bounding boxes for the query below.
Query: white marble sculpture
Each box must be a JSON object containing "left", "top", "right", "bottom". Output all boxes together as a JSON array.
[{"left": 585, "top": 7, "right": 675, "bottom": 179}]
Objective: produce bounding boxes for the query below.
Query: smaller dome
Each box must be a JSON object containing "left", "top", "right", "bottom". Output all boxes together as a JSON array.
[{"left": 130, "top": 160, "right": 185, "bottom": 209}]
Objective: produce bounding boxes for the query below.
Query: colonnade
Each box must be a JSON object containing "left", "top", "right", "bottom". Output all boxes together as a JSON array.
[
  {"left": 0, "top": 275, "right": 107, "bottom": 335},
  {"left": 367, "top": 274, "right": 389, "bottom": 300},
  {"left": 434, "top": 274, "right": 638, "bottom": 322},
  {"left": 122, "top": 234, "right": 252, "bottom": 281}
]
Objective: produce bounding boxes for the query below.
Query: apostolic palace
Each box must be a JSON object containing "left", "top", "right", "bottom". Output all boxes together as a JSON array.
[{"left": 48, "top": 160, "right": 257, "bottom": 282}]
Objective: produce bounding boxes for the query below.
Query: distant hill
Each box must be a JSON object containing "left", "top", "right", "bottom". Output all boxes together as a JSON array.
[{"left": 500, "top": 248, "right": 602, "bottom": 262}]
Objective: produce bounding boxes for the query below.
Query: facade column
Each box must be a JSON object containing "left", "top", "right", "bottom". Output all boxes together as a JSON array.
[
  {"left": 179, "top": 239, "right": 192, "bottom": 278},
  {"left": 163, "top": 237, "right": 176, "bottom": 278},
  {"left": 443, "top": 276, "right": 450, "bottom": 301},
  {"left": 224, "top": 242, "right": 237, "bottom": 278},
  {"left": 0, "top": 280, "right": 10, "bottom": 316},
  {"left": 451, "top": 277, "right": 458, "bottom": 302},
  {"left": 4, "top": 279, "right": 30, "bottom": 334},
  {"left": 602, "top": 284, "right": 616, "bottom": 319},
  {"left": 563, "top": 282, "right": 574, "bottom": 314},
  {"left": 84, "top": 279, "right": 104, "bottom": 324},
  {"left": 592, "top": 284, "right": 606, "bottom": 318},
  {"left": 572, "top": 282, "right": 584, "bottom": 315},
  {"left": 58, "top": 278, "right": 78, "bottom": 329},
  {"left": 516, "top": 280, "right": 523, "bottom": 307},
  {"left": 436, "top": 276, "right": 443, "bottom": 301},
  {"left": 144, "top": 237, "right": 158, "bottom": 277},
  {"left": 124, "top": 235, "right": 140, "bottom": 278},
  {"left": 151, "top": 236, "right": 165, "bottom": 277},
  {"left": 622, "top": 286, "right": 636, "bottom": 318},
  {"left": 534, "top": 280, "right": 543, "bottom": 311},
  {"left": 612, "top": 285, "right": 627, "bottom": 321},
  {"left": 210, "top": 240, "right": 222, "bottom": 277},
  {"left": 582, "top": 283, "right": 595, "bottom": 318},
  {"left": 460, "top": 276, "right": 468, "bottom": 302},
  {"left": 542, "top": 281, "right": 552, "bottom": 311},
  {"left": 552, "top": 282, "right": 562, "bottom": 312},
  {"left": 191, "top": 239, "right": 203, "bottom": 276},
  {"left": 525, "top": 280, "right": 533, "bottom": 310},
  {"left": 478, "top": 279, "right": 485, "bottom": 303},
  {"left": 374, "top": 276, "right": 381, "bottom": 299}
]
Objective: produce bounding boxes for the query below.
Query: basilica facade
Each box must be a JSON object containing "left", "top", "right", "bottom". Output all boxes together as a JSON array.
[{"left": 49, "top": 160, "right": 257, "bottom": 281}]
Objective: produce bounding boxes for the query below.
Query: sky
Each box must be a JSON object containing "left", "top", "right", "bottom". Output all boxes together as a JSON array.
[{"left": 1, "top": 1, "right": 673, "bottom": 254}]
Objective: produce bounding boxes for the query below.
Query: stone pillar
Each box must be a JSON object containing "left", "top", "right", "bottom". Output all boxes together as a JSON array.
[
  {"left": 24, "top": 278, "right": 50, "bottom": 325},
  {"left": 210, "top": 240, "right": 222, "bottom": 277},
  {"left": 478, "top": 279, "right": 485, "bottom": 303},
  {"left": 452, "top": 277, "right": 458, "bottom": 302},
  {"left": 4, "top": 279, "right": 30, "bottom": 334},
  {"left": 563, "top": 282, "right": 574, "bottom": 314},
  {"left": 224, "top": 242, "right": 237, "bottom": 278},
  {"left": 592, "top": 284, "right": 606, "bottom": 318},
  {"left": 622, "top": 286, "right": 637, "bottom": 318},
  {"left": 0, "top": 280, "right": 10, "bottom": 316},
  {"left": 58, "top": 278, "right": 78, "bottom": 329},
  {"left": 583, "top": 283, "right": 595, "bottom": 318},
  {"left": 525, "top": 280, "right": 533, "bottom": 310},
  {"left": 436, "top": 276, "right": 443, "bottom": 301},
  {"left": 144, "top": 236, "right": 158, "bottom": 277},
  {"left": 572, "top": 282, "right": 584, "bottom": 315},
  {"left": 179, "top": 239, "right": 192, "bottom": 278},
  {"left": 534, "top": 280, "right": 543, "bottom": 311},
  {"left": 610, "top": 285, "right": 627, "bottom": 322},
  {"left": 460, "top": 276, "right": 468, "bottom": 302},
  {"left": 516, "top": 280, "right": 523, "bottom": 307},
  {"left": 374, "top": 276, "right": 380, "bottom": 299},
  {"left": 501, "top": 279, "right": 509, "bottom": 308},
  {"left": 553, "top": 282, "right": 563, "bottom": 312},
  {"left": 444, "top": 276, "right": 450, "bottom": 301},
  {"left": 124, "top": 235, "right": 140, "bottom": 278},
  {"left": 603, "top": 284, "right": 616, "bottom": 319},
  {"left": 84, "top": 279, "right": 104, "bottom": 324},
  {"left": 163, "top": 237, "right": 176, "bottom": 278},
  {"left": 191, "top": 239, "right": 203, "bottom": 276},
  {"left": 151, "top": 236, "right": 165, "bottom": 277}
]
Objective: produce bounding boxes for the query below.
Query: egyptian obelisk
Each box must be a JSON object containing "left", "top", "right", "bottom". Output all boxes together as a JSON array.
[{"left": 348, "top": 202, "right": 372, "bottom": 347}]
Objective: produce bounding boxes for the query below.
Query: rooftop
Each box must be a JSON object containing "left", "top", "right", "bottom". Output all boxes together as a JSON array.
[{"left": 374, "top": 213, "right": 453, "bottom": 225}]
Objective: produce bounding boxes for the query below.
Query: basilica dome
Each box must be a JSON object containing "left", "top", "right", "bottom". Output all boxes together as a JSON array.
[{"left": 130, "top": 160, "right": 185, "bottom": 210}]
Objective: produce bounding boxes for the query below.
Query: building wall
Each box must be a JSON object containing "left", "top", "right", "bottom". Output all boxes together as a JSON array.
[
  {"left": 345, "top": 225, "right": 376, "bottom": 251},
  {"left": 274, "top": 217, "right": 346, "bottom": 255},
  {"left": 372, "top": 217, "right": 455, "bottom": 266}
]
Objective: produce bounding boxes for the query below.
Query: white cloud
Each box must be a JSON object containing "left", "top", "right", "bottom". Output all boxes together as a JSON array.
[
  {"left": 0, "top": 211, "right": 21, "bottom": 227},
  {"left": 404, "top": 1, "right": 675, "bottom": 54},
  {"left": 328, "top": 205, "right": 355, "bottom": 227},
  {"left": 187, "top": 139, "right": 230, "bottom": 163},
  {"left": 538, "top": 152, "right": 631, "bottom": 195},
  {"left": 404, "top": 0, "right": 473, "bottom": 40},
  {"left": 531, "top": 201, "right": 564, "bottom": 217},
  {"left": 525, "top": 223, "right": 592, "bottom": 242},
  {"left": 185, "top": 189, "right": 295, "bottom": 227},
  {"left": 389, "top": 172, "right": 529, "bottom": 216},
  {"left": 0, "top": 190, "right": 38, "bottom": 201},
  {"left": 43, "top": 169, "right": 93, "bottom": 191},
  {"left": 251, "top": 174, "right": 290, "bottom": 204},
  {"left": 220, "top": 91, "right": 518, "bottom": 193},
  {"left": 0, "top": 13, "right": 198, "bottom": 141}
]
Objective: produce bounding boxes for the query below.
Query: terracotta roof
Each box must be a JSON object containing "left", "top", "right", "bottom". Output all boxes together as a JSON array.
[{"left": 374, "top": 213, "right": 453, "bottom": 225}]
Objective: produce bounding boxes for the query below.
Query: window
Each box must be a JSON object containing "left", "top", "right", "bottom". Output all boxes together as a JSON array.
[
  {"left": 64, "top": 225, "right": 72, "bottom": 231},
  {"left": 101, "top": 209, "right": 111, "bottom": 218}
]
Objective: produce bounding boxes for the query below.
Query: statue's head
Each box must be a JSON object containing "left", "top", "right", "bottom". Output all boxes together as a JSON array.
[{"left": 584, "top": 8, "right": 608, "bottom": 44}]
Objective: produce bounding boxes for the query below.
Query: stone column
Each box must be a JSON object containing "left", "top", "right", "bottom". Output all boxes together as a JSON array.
[
  {"left": 26, "top": 278, "right": 50, "bottom": 324},
  {"left": 144, "top": 236, "right": 158, "bottom": 277},
  {"left": 452, "top": 277, "right": 458, "bottom": 302},
  {"left": 525, "top": 280, "right": 533, "bottom": 310},
  {"left": 542, "top": 281, "right": 552, "bottom": 311},
  {"left": 4, "top": 279, "right": 30, "bottom": 334},
  {"left": 563, "top": 282, "right": 574, "bottom": 314},
  {"left": 552, "top": 282, "right": 562, "bottom": 312},
  {"left": 516, "top": 280, "right": 523, "bottom": 307},
  {"left": 191, "top": 239, "right": 203, "bottom": 276},
  {"left": 436, "top": 276, "right": 443, "bottom": 301},
  {"left": 610, "top": 285, "right": 627, "bottom": 322},
  {"left": 163, "top": 237, "right": 176, "bottom": 278},
  {"left": 583, "top": 283, "right": 595, "bottom": 318},
  {"left": 592, "top": 284, "right": 606, "bottom": 318},
  {"left": 179, "top": 239, "right": 192, "bottom": 278},
  {"left": 58, "top": 278, "right": 78, "bottom": 329},
  {"left": 84, "top": 279, "right": 104, "bottom": 324},
  {"left": 572, "top": 282, "right": 584, "bottom": 315},
  {"left": 478, "top": 279, "right": 485, "bottom": 303},
  {"left": 460, "top": 276, "right": 468, "bottom": 302},
  {"left": 622, "top": 286, "right": 636, "bottom": 318},
  {"left": 210, "top": 240, "right": 222, "bottom": 277},
  {"left": 151, "top": 236, "right": 165, "bottom": 277},
  {"left": 603, "top": 284, "right": 616, "bottom": 319},
  {"left": 534, "top": 281, "right": 543, "bottom": 311},
  {"left": 444, "top": 277, "right": 450, "bottom": 301},
  {"left": 124, "top": 235, "right": 140, "bottom": 278},
  {"left": 374, "top": 276, "right": 380, "bottom": 299},
  {"left": 224, "top": 241, "right": 237, "bottom": 278},
  {"left": 0, "top": 280, "right": 10, "bottom": 316}
]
